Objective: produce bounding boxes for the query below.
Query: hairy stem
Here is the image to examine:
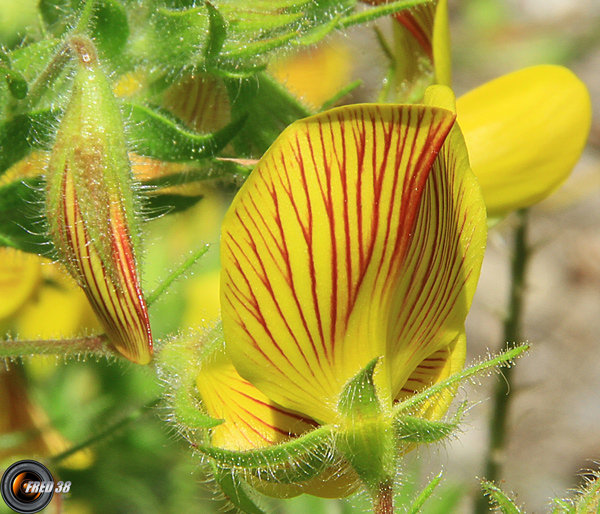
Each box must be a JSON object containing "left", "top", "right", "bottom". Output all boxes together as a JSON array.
[
  {"left": 475, "top": 209, "right": 530, "bottom": 514},
  {"left": 49, "top": 398, "right": 160, "bottom": 466},
  {"left": 0, "top": 335, "right": 114, "bottom": 359},
  {"left": 374, "top": 479, "right": 395, "bottom": 514}
]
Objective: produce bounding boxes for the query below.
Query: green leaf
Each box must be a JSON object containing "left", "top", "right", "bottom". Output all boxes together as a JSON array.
[
  {"left": 125, "top": 103, "right": 246, "bottom": 161},
  {"left": 89, "top": 0, "right": 130, "bottom": 58},
  {"left": 394, "top": 414, "right": 458, "bottom": 444},
  {"left": 226, "top": 72, "right": 312, "bottom": 156},
  {"left": 481, "top": 481, "right": 524, "bottom": 514},
  {"left": 0, "top": 177, "right": 50, "bottom": 255},
  {"left": 211, "top": 464, "right": 270, "bottom": 514},
  {"left": 406, "top": 471, "right": 443, "bottom": 514},
  {"left": 204, "top": 1, "right": 228, "bottom": 62},
  {"left": 197, "top": 426, "right": 334, "bottom": 484},
  {"left": 0, "top": 110, "right": 57, "bottom": 176}
]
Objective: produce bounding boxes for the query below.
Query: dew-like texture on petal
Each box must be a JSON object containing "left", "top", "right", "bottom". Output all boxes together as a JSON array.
[
  {"left": 457, "top": 65, "right": 591, "bottom": 217},
  {"left": 221, "top": 104, "right": 465, "bottom": 424},
  {"left": 196, "top": 344, "right": 317, "bottom": 451}
]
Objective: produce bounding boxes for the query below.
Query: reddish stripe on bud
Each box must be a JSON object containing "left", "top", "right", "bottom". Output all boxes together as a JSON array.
[{"left": 46, "top": 36, "right": 152, "bottom": 364}]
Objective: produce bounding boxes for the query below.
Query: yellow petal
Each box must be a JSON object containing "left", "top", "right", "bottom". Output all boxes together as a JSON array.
[
  {"left": 221, "top": 104, "right": 458, "bottom": 423},
  {"left": 196, "top": 342, "right": 358, "bottom": 499},
  {"left": 0, "top": 248, "right": 41, "bottom": 320},
  {"left": 386, "top": 123, "right": 487, "bottom": 397},
  {"left": 395, "top": 330, "right": 466, "bottom": 420},
  {"left": 196, "top": 343, "right": 317, "bottom": 451},
  {"left": 456, "top": 65, "right": 591, "bottom": 217}
]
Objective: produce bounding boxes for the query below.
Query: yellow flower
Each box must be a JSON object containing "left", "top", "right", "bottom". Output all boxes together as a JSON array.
[
  {"left": 365, "top": 1, "right": 591, "bottom": 218},
  {"left": 180, "top": 102, "right": 487, "bottom": 499},
  {"left": 456, "top": 65, "right": 591, "bottom": 218}
]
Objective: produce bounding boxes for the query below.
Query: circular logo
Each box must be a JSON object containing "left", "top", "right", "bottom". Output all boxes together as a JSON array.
[{"left": 1, "top": 461, "right": 54, "bottom": 513}]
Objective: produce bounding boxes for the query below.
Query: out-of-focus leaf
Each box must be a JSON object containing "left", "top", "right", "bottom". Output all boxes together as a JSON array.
[
  {"left": 481, "top": 481, "right": 524, "bottom": 514},
  {"left": 0, "top": 110, "right": 57, "bottom": 176},
  {"left": 89, "top": 0, "right": 130, "bottom": 58},
  {"left": 0, "top": 177, "right": 49, "bottom": 255},
  {"left": 8, "top": 39, "right": 62, "bottom": 83},
  {"left": 2, "top": 69, "right": 29, "bottom": 99},
  {"left": 39, "top": 0, "right": 128, "bottom": 56},
  {"left": 39, "top": 0, "right": 75, "bottom": 35},
  {"left": 226, "top": 72, "right": 312, "bottom": 156},
  {"left": 144, "top": 193, "right": 204, "bottom": 219},
  {"left": 125, "top": 103, "right": 246, "bottom": 162}
]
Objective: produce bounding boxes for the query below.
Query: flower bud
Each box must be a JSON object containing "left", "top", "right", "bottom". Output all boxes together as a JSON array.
[{"left": 45, "top": 36, "right": 152, "bottom": 364}]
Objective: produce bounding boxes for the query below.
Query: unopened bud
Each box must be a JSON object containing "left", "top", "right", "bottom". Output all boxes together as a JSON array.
[{"left": 45, "top": 36, "right": 152, "bottom": 364}]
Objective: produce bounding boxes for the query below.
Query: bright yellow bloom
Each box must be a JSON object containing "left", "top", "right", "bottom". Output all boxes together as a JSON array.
[
  {"left": 456, "top": 65, "right": 591, "bottom": 218},
  {"left": 183, "top": 102, "right": 487, "bottom": 497},
  {"left": 365, "top": 1, "right": 591, "bottom": 218}
]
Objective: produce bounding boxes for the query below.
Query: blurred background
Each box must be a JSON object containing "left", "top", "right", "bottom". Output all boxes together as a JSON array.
[{"left": 1, "top": 0, "right": 599, "bottom": 512}]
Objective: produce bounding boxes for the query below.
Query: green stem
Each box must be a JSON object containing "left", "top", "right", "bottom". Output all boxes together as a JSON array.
[
  {"left": 0, "top": 335, "right": 114, "bottom": 359},
  {"left": 338, "top": 0, "right": 431, "bottom": 30},
  {"left": 146, "top": 244, "right": 211, "bottom": 307},
  {"left": 74, "top": 0, "right": 95, "bottom": 34},
  {"left": 49, "top": 399, "right": 160, "bottom": 466},
  {"left": 474, "top": 209, "right": 530, "bottom": 514}
]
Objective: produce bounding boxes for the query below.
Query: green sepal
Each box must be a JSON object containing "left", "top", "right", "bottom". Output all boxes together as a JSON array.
[
  {"left": 394, "top": 402, "right": 466, "bottom": 444},
  {"left": 142, "top": 159, "right": 252, "bottom": 191},
  {"left": 210, "top": 463, "right": 269, "bottom": 514},
  {"left": 171, "top": 384, "right": 223, "bottom": 430},
  {"left": 338, "top": 358, "right": 381, "bottom": 418},
  {"left": 0, "top": 110, "right": 56, "bottom": 177},
  {"left": 155, "top": 333, "right": 223, "bottom": 430},
  {"left": 197, "top": 426, "right": 333, "bottom": 484},
  {"left": 148, "top": 7, "right": 209, "bottom": 69},
  {"left": 481, "top": 480, "right": 524, "bottom": 514},
  {"left": 204, "top": 1, "right": 228, "bottom": 63},
  {"left": 0, "top": 177, "right": 49, "bottom": 255},
  {"left": 125, "top": 103, "right": 246, "bottom": 162},
  {"left": 336, "top": 360, "right": 396, "bottom": 493}
]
